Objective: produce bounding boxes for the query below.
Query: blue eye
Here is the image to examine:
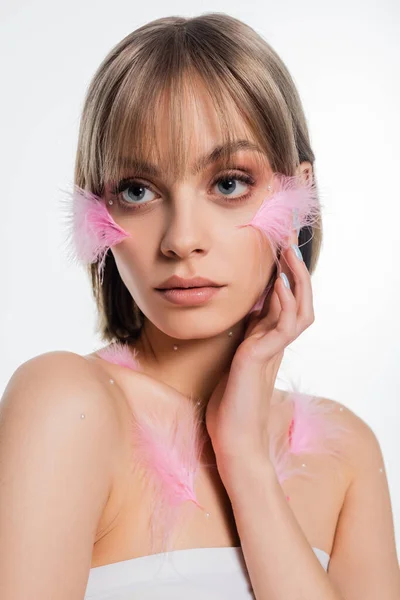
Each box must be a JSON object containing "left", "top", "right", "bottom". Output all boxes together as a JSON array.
[
  {"left": 213, "top": 173, "right": 255, "bottom": 199},
  {"left": 109, "top": 169, "right": 256, "bottom": 211},
  {"left": 111, "top": 180, "right": 156, "bottom": 206}
]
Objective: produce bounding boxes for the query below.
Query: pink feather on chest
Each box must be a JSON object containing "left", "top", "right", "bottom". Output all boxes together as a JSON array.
[{"left": 94, "top": 342, "right": 349, "bottom": 551}]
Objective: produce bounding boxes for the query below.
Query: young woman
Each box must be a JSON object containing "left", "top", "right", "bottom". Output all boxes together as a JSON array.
[{"left": 1, "top": 12, "right": 399, "bottom": 600}]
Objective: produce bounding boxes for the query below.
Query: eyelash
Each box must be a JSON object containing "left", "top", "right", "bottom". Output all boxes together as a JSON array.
[{"left": 109, "top": 168, "right": 257, "bottom": 211}]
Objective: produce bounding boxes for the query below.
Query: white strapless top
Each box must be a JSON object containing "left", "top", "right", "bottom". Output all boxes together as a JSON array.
[{"left": 84, "top": 545, "right": 330, "bottom": 599}]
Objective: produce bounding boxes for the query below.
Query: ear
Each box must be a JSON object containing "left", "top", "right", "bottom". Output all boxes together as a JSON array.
[{"left": 296, "top": 161, "right": 313, "bottom": 186}]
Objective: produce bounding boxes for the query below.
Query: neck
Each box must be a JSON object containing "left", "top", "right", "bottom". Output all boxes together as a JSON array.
[{"left": 132, "top": 317, "right": 247, "bottom": 405}]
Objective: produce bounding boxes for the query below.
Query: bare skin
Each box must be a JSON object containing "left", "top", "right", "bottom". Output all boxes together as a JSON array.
[
  {"left": 1, "top": 78, "right": 398, "bottom": 600},
  {"left": 83, "top": 351, "right": 350, "bottom": 568},
  {"left": 80, "top": 79, "right": 351, "bottom": 568},
  {"left": 102, "top": 78, "right": 303, "bottom": 408}
]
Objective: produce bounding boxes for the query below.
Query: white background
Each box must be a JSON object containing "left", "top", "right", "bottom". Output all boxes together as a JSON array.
[{"left": 1, "top": 0, "right": 399, "bottom": 553}]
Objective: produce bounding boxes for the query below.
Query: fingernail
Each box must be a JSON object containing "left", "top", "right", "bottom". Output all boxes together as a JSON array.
[
  {"left": 280, "top": 273, "right": 290, "bottom": 289},
  {"left": 291, "top": 244, "right": 303, "bottom": 262}
]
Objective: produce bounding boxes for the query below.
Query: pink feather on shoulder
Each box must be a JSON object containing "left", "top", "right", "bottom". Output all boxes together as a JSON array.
[
  {"left": 95, "top": 340, "right": 142, "bottom": 371},
  {"left": 269, "top": 391, "right": 352, "bottom": 485}
]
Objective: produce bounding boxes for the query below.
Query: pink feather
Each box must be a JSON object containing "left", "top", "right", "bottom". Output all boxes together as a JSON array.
[
  {"left": 95, "top": 340, "right": 142, "bottom": 371},
  {"left": 90, "top": 342, "right": 351, "bottom": 548},
  {"left": 60, "top": 184, "right": 131, "bottom": 284},
  {"left": 241, "top": 172, "right": 322, "bottom": 315},
  {"left": 288, "top": 392, "right": 351, "bottom": 456},
  {"left": 237, "top": 172, "right": 321, "bottom": 256},
  {"left": 129, "top": 397, "right": 207, "bottom": 553},
  {"left": 91, "top": 340, "right": 206, "bottom": 551},
  {"left": 270, "top": 391, "right": 352, "bottom": 486}
]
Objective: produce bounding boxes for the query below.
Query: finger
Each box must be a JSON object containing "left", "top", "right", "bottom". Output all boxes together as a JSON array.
[
  {"left": 257, "top": 241, "right": 295, "bottom": 324},
  {"left": 268, "top": 287, "right": 282, "bottom": 327},
  {"left": 250, "top": 252, "right": 292, "bottom": 333},
  {"left": 281, "top": 244, "right": 315, "bottom": 329},
  {"left": 250, "top": 273, "right": 297, "bottom": 361},
  {"left": 274, "top": 271, "right": 298, "bottom": 339},
  {"left": 256, "top": 246, "right": 294, "bottom": 328},
  {"left": 254, "top": 261, "right": 281, "bottom": 324}
]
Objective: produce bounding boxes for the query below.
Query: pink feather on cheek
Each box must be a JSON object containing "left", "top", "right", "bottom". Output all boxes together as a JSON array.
[
  {"left": 237, "top": 172, "right": 321, "bottom": 314},
  {"left": 63, "top": 185, "right": 131, "bottom": 283},
  {"left": 237, "top": 172, "right": 321, "bottom": 254}
]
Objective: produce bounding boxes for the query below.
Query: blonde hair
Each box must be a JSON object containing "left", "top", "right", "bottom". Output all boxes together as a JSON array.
[{"left": 73, "top": 12, "right": 323, "bottom": 343}]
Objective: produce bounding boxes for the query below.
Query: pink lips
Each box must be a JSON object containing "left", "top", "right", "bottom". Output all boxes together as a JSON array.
[
  {"left": 156, "top": 275, "right": 221, "bottom": 290},
  {"left": 156, "top": 286, "right": 223, "bottom": 306}
]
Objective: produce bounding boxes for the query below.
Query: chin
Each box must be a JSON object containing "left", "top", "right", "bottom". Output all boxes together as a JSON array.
[{"left": 145, "top": 310, "right": 238, "bottom": 340}]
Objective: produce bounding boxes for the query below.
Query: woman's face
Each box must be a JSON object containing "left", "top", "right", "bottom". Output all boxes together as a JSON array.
[{"left": 105, "top": 88, "right": 277, "bottom": 340}]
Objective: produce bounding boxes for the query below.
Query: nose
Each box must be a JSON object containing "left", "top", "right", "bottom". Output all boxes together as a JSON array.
[{"left": 159, "top": 192, "right": 210, "bottom": 259}]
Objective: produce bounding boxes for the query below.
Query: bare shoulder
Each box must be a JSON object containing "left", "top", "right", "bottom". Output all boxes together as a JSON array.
[
  {"left": 1, "top": 350, "right": 121, "bottom": 427},
  {"left": 278, "top": 389, "right": 381, "bottom": 487},
  {"left": 0, "top": 349, "right": 124, "bottom": 468},
  {"left": 315, "top": 398, "right": 400, "bottom": 595},
  {"left": 4, "top": 349, "right": 106, "bottom": 390},
  {"left": 0, "top": 350, "right": 123, "bottom": 597},
  {"left": 314, "top": 393, "right": 384, "bottom": 486}
]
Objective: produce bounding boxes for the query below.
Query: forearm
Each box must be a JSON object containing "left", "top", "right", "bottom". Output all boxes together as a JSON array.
[{"left": 220, "top": 456, "right": 343, "bottom": 600}]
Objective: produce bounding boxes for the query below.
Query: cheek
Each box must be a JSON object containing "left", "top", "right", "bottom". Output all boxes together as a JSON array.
[
  {"left": 111, "top": 234, "right": 155, "bottom": 295},
  {"left": 232, "top": 228, "right": 274, "bottom": 291}
]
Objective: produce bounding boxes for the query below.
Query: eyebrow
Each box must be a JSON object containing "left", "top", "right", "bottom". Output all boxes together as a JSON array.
[{"left": 118, "top": 140, "right": 265, "bottom": 177}]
